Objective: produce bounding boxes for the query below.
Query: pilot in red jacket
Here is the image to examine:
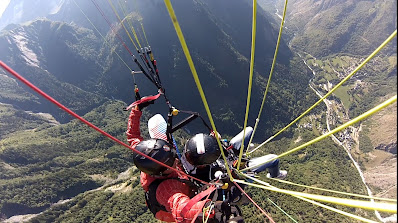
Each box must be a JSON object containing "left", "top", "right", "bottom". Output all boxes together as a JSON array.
[{"left": 126, "top": 106, "right": 210, "bottom": 222}]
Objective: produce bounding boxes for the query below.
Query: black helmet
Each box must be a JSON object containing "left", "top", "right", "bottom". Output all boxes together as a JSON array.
[
  {"left": 133, "top": 139, "right": 176, "bottom": 175},
  {"left": 184, "top": 133, "right": 221, "bottom": 166}
]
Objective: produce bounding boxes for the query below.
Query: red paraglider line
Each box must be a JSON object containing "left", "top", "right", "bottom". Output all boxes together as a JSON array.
[
  {"left": 1, "top": 61, "right": 280, "bottom": 222},
  {"left": 0, "top": 61, "right": 209, "bottom": 186},
  {"left": 91, "top": 0, "right": 134, "bottom": 56},
  {"left": 233, "top": 181, "right": 276, "bottom": 223}
]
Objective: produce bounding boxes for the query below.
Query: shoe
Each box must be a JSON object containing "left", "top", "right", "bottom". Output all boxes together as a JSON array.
[{"left": 266, "top": 170, "right": 287, "bottom": 179}]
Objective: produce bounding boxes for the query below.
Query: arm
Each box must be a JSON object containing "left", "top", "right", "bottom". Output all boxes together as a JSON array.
[
  {"left": 156, "top": 179, "right": 209, "bottom": 223},
  {"left": 126, "top": 106, "right": 144, "bottom": 147}
]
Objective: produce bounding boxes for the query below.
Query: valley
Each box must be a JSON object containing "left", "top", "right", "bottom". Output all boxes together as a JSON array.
[
  {"left": 300, "top": 52, "right": 397, "bottom": 221},
  {"left": 265, "top": 0, "right": 397, "bottom": 206},
  {"left": 0, "top": 0, "right": 396, "bottom": 222}
]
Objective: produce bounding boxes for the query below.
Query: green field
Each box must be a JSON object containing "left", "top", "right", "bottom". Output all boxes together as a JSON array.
[{"left": 333, "top": 84, "right": 351, "bottom": 108}]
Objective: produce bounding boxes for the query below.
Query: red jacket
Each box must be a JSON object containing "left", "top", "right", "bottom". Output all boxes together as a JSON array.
[{"left": 126, "top": 108, "right": 208, "bottom": 222}]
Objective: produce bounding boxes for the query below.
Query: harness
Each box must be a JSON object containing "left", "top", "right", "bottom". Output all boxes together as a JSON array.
[
  {"left": 145, "top": 179, "right": 167, "bottom": 215},
  {"left": 144, "top": 178, "right": 200, "bottom": 216}
]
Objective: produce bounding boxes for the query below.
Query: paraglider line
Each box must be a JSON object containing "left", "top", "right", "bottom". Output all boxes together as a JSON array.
[
  {"left": 0, "top": 61, "right": 209, "bottom": 186},
  {"left": 233, "top": 181, "right": 276, "bottom": 223}
]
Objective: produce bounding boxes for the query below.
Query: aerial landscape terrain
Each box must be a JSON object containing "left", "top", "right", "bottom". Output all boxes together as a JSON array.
[{"left": 0, "top": 0, "right": 396, "bottom": 222}]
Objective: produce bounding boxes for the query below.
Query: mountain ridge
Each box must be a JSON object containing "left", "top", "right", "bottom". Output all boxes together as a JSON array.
[
  {"left": 281, "top": 0, "right": 397, "bottom": 56},
  {"left": 1, "top": 0, "right": 309, "bottom": 139},
  {"left": 0, "top": 0, "right": 396, "bottom": 222}
]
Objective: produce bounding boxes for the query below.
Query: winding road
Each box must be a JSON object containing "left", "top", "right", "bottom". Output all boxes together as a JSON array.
[{"left": 300, "top": 53, "right": 396, "bottom": 223}]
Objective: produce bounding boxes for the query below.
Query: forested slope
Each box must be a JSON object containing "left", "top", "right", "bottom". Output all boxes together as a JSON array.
[{"left": 0, "top": 0, "right": 396, "bottom": 222}]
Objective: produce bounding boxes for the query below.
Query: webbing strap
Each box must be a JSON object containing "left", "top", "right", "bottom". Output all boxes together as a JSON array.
[
  {"left": 124, "top": 93, "right": 161, "bottom": 110},
  {"left": 180, "top": 185, "right": 217, "bottom": 219},
  {"left": 171, "top": 110, "right": 212, "bottom": 133}
]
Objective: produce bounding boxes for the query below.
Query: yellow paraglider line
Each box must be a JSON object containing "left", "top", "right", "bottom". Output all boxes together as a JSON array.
[
  {"left": 241, "top": 95, "right": 397, "bottom": 171},
  {"left": 239, "top": 173, "right": 382, "bottom": 223},
  {"left": 117, "top": 0, "right": 143, "bottom": 49},
  {"left": 107, "top": 0, "right": 139, "bottom": 50},
  {"left": 163, "top": 0, "right": 397, "bottom": 220},
  {"left": 163, "top": 0, "right": 234, "bottom": 181},
  {"left": 265, "top": 177, "right": 397, "bottom": 202},
  {"left": 236, "top": 0, "right": 257, "bottom": 171},
  {"left": 235, "top": 179, "right": 397, "bottom": 214},
  {"left": 8, "top": 0, "right": 397, "bottom": 222},
  {"left": 72, "top": 0, "right": 133, "bottom": 75},
  {"left": 248, "top": 30, "right": 397, "bottom": 154},
  {"left": 141, "top": 22, "right": 150, "bottom": 47},
  {"left": 245, "top": 0, "right": 289, "bottom": 154}
]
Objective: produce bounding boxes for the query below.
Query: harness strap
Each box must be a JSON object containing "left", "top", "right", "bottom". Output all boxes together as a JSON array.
[
  {"left": 178, "top": 110, "right": 212, "bottom": 132},
  {"left": 146, "top": 178, "right": 199, "bottom": 216},
  {"left": 145, "top": 179, "right": 167, "bottom": 215},
  {"left": 180, "top": 185, "right": 217, "bottom": 219}
]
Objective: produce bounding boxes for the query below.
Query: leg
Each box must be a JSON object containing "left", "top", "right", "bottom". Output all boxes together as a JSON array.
[
  {"left": 247, "top": 154, "right": 280, "bottom": 177},
  {"left": 230, "top": 127, "right": 253, "bottom": 152}
]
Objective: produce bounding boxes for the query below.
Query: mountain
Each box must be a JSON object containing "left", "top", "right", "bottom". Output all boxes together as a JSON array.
[
  {"left": 0, "top": 0, "right": 396, "bottom": 222},
  {"left": 0, "top": 0, "right": 312, "bottom": 140},
  {"left": 0, "top": 0, "right": 64, "bottom": 30},
  {"left": 265, "top": 0, "right": 397, "bottom": 57},
  {"left": 259, "top": 1, "right": 397, "bottom": 220},
  {"left": 0, "top": 100, "right": 138, "bottom": 219},
  {"left": 0, "top": 19, "right": 108, "bottom": 123},
  {"left": 0, "top": 97, "right": 370, "bottom": 223}
]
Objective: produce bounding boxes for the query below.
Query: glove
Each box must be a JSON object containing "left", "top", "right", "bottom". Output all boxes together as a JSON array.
[
  {"left": 137, "top": 96, "right": 155, "bottom": 110},
  {"left": 135, "top": 89, "right": 141, "bottom": 101}
]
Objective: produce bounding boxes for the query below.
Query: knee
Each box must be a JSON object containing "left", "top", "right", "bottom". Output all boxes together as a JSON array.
[{"left": 264, "top": 154, "right": 279, "bottom": 167}]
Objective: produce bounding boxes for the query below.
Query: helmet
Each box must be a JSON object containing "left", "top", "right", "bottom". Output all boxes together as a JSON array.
[
  {"left": 133, "top": 139, "right": 176, "bottom": 175},
  {"left": 184, "top": 133, "right": 221, "bottom": 166}
]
